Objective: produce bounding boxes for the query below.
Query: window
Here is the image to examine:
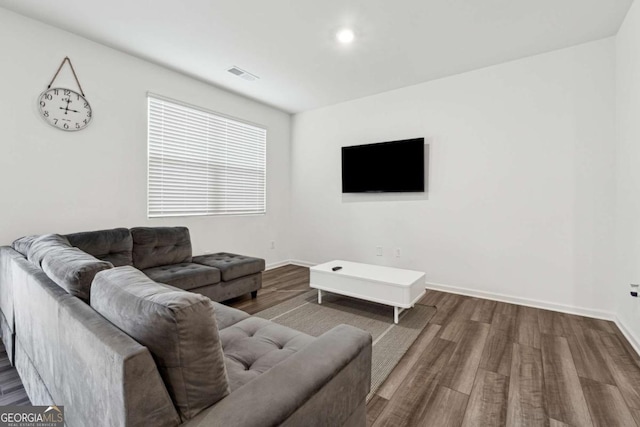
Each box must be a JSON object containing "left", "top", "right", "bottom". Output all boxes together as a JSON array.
[{"left": 147, "top": 95, "right": 266, "bottom": 218}]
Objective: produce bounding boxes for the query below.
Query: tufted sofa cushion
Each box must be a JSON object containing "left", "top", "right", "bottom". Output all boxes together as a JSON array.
[
  {"left": 219, "top": 317, "right": 315, "bottom": 392},
  {"left": 131, "top": 227, "right": 192, "bottom": 270},
  {"left": 66, "top": 228, "right": 133, "bottom": 267},
  {"left": 193, "top": 253, "right": 265, "bottom": 282},
  {"left": 142, "top": 263, "right": 221, "bottom": 291},
  {"left": 91, "top": 266, "right": 230, "bottom": 421},
  {"left": 26, "top": 234, "right": 71, "bottom": 266}
]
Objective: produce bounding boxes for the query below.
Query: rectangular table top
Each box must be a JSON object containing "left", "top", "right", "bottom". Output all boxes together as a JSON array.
[{"left": 310, "top": 260, "right": 425, "bottom": 287}]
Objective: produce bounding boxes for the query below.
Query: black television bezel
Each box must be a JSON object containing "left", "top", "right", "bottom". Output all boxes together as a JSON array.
[{"left": 341, "top": 137, "right": 425, "bottom": 193}]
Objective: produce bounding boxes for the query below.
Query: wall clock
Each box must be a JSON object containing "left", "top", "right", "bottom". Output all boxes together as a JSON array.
[{"left": 38, "top": 57, "right": 92, "bottom": 131}]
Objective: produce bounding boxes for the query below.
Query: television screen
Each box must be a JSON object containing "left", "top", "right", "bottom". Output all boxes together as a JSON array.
[{"left": 342, "top": 138, "right": 425, "bottom": 193}]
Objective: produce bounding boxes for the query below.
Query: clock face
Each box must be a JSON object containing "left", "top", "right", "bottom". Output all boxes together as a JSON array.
[{"left": 38, "top": 88, "right": 92, "bottom": 131}]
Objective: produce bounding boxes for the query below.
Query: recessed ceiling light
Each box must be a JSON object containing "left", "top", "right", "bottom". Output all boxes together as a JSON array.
[{"left": 336, "top": 29, "right": 355, "bottom": 44}]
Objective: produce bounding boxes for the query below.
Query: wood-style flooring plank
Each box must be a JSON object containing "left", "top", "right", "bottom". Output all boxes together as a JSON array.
[
  {"left": 580, "top": 317, "right": 617, "bottom": 335},
  {"left": 538, "top": 309, "right": 572, "bottom": 337},
  {"left": 377, "top": 323, "right": 441, "bottom": 400},
  {"left": 549, "top": 419, "right": 571, "bottom": 427},
  {"left": 580, "top": 377, "right": 637, "bottom": 427},
  {"left": 599, "top": 331, "right": 640, "bottom": 410},
  {"left": 491, "top": 302, "right": 518, "bottom": 342},
  {"left": 507, "top": 343, "right": 548, "bottom": 427},
  {"left": 420, "top": 289, "right": 448, "bottom": 307},
  {"left": 540, "top": 334, "right": 592, "bottom": 426},
  {"left": 417, "top": 386, "right": 469, "bottom": 427},
  {"left": 439, "top": 320, "right": 468, "bottom": 343},
  {"left": 470, "top": 298, "right": 497, "bottom": 324},
  {"left": 494, "top": 301, "right": 519, "bottom": 318},
  {"left": 516, "top": 306, "right": 541, "bottom": 349},
  {"left": 461, "top": 369, "right": 509, "bottom": 427},
  {"left": 366, "top": 394, "right": 389, "bottom": 426},
  {"left": 448, "top": 297, "right": 477, "bottom": 322},
  {"left": 228, "top": 267, "right": 311, "bottom": 315},
  {"left": 439, "top": 321, "right": 490, "bottom": 395},
  {"left": 430, "top": 293, "right": 465, "bottom": 325},
  {"left": 373, "top": 338, "right": 456, "bottom": 427},
  {"left": 0, "top": 387, "right": 30, "bottom": 406},
  {"left": 566, "top": 324, "right": 615, "bottom": 385},
  {"left": 613, "top": 328, "right": 640, "bottom": 363},
  {"left": 479, "top": 329, "right": 513, "bottom": 377}
]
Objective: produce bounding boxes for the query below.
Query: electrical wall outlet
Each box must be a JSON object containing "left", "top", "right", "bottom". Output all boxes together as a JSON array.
[
  {"left": 376, "top": 246, "right": 383, "bottom": 256},
  {"left": 395, "top": 248, "right": 401, "bottom": 258},
  {"left": 631, "top": 284, "right": 639, "bottom": 297},
  {"left": 270, "top": 241, "right": 276, "bottom": 250}
]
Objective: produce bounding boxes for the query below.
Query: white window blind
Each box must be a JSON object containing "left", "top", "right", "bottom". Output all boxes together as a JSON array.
[{"left": 147, "top": 95, "right": 266, "bottom": 218}]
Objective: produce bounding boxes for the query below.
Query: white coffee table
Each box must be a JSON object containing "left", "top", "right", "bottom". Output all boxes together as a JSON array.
[{"left": 309, "top": 260, "right": 426, "bottom": 324}]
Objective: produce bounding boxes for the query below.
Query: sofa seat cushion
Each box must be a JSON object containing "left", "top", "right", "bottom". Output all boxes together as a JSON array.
[
  {"left": 193, "top": 253, "right": 265, "bottom": 282},
  {"left": 220, "top": 317, "right": 314, "bottom": 391},
  {"left": 91, "top": 266, "right": 230, "bottom": 421},
  {"left": 142, "top": 263, "right": 220, "bottom": 291},
  {"left": 42, "top": 247, "right": 113, "bottom": 301},
  {"left": 131, "top": 227, "right": 192, "bottom": 270},
  {"left": 66, "top": 228, "right": 133, "bottom": 267},
  {"left": 212, "top": 301, "right": 250, "bottom": 330}
]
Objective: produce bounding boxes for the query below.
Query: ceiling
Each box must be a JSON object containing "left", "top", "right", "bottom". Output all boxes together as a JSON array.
[{"left": 1, "top": 0, "right": 633, "bottom": 113}]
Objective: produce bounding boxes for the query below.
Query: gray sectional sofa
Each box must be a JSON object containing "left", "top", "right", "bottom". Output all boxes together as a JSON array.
[{"left": 0, "top": 227, "right": 372, "bottom": 427}]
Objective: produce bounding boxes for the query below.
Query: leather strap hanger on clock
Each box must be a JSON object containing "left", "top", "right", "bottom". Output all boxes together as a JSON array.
[{"left": 47, "top": 56, "right": 86, "bottom": 97}]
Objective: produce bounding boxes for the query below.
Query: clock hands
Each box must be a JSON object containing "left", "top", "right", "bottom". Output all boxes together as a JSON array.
[{"left": 60, "top": 96, "right": 76, "bottom": 115}]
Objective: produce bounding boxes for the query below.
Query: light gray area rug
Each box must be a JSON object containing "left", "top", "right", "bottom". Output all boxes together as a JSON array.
[{"left": 255, "top": 290, "right": 436, "bottom": 401}]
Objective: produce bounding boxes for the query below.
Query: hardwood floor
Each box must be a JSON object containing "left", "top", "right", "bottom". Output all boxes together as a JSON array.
[
  {"left": 371, "top": 287, "right": 640, "bottom": 427},
  {"left": 0, "top": 346, "right": 29, "bottom": 405},
  {"left": 232, "top": 266, "right": 640, "bottom": 426},
  {"left": 2, "top": 264, "right": 640, "bottom": 426}
]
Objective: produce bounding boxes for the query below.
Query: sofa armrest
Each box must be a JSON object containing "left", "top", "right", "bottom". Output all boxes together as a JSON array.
[{"left": 183, "top": 324, "right": 372, "bottom": 427}]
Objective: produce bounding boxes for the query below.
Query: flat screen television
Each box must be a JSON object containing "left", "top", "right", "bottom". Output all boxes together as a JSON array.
[{"left": 342, "top": 138, "right": 425, "bottom": 193}]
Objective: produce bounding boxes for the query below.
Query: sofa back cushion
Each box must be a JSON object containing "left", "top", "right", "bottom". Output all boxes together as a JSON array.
[
  {"left": 26, "top": 234, "right": 72, "bottom": 266},
  {"left": 42, "top": 247, "right": 113, "bottom": 301},
  {"left": 130, "top": 227, "right": 192, "bottom": 270},
  {"left": 11, "top": 235, "right": 38, "bottom": 256},
  {"left": 91, "top": 266, "right": 229, "bottom": 421},
  {"left": 66, "top": 228, "right": 133, "bottom": 267}
]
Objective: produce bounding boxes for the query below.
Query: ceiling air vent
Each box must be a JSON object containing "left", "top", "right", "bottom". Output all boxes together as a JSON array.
[{"left": 227, "top": 66, "right": 259, "bottom": 82}]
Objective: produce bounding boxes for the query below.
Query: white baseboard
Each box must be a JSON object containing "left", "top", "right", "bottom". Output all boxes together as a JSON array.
[
  {"left": 424, "top": 280, "right": 614, "bottom": 321},
  {"left": 614, "top": 315, "right": 640, "bottom": 357},
  {"left": 288, "top": 259, "right": 316, "bottom": 268},
  {"left": 266, "top": 259, "right": 316, "bottom": 270},
  {"left": 265, "top": 260, "right": 292, "bottom": 270}
]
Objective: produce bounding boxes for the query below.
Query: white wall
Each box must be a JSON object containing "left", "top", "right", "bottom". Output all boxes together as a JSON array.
[
  {"left": 291, "top": 39, "right": 617, "bottom": 316},
  {"left": 614, "top": 0, "right": 640, "bottom": 349},
  {"left": 0, "top": 8, "right": 291, "bottom": 265}
]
